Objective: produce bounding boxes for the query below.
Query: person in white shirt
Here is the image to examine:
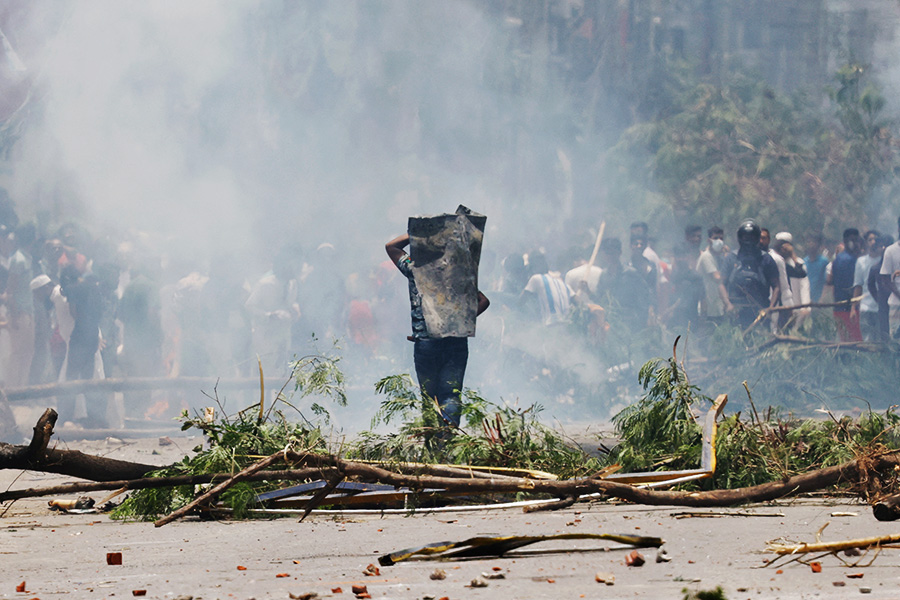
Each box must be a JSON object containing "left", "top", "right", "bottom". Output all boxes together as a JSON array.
[
  {"left": 853, "top": 229, "right": 882, "bottom": 340},
  {"left": 761, "top": 228, "right": 791, "bottom": 330},
  {"left": 879, "top": 217, "right": 900, "bottom": 339},
  {"left": 775, "top": 231, "right": 810, "bottom": 329},
  {"left": 522, "top": 252, "right": 574, "bottom": 326}
]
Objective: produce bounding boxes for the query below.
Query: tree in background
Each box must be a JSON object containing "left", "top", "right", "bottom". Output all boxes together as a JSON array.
[{"left": 608, "top": 63, "right": 899, "bottom": 246}]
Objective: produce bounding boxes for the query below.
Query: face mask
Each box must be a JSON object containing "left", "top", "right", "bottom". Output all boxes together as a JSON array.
[{"left": 711, "top": 239, "right": 725, "bottom": 253}]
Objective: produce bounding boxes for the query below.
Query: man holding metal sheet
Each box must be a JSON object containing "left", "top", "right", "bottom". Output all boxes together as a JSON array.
[{"left": 385, "top": 205, "right": 490, "bottom": 431}]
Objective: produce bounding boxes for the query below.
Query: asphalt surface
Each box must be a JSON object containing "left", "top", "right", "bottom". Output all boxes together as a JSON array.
[{"left": 2, "top": 436, "right": 899, "bottom": 599}]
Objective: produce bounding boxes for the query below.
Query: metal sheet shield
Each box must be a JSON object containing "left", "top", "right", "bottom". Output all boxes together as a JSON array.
[{"left": 408, "top": 205, "right": 486, "bottom": 338}]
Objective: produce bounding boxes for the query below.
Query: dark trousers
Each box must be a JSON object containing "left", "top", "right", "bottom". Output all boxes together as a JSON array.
[
  {"left": 413, "top": 337, "right": 468, "bottom": 428},
  {"left": 59, "top": 338, "right": 107, "bottom": 428}
]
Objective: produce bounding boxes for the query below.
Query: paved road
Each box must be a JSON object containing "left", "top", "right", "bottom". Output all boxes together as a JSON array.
[{"left": 2, "top": 437, "right": 896, "bottom": 599}]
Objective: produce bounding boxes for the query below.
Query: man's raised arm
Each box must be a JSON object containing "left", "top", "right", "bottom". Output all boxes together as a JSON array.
[{"left": 385, "top": 233, "right": 410, "bottom": 266}]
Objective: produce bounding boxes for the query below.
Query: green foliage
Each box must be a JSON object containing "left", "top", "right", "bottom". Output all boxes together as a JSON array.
[
  {"left": 612, "top": 61, "right": 900, "bottom": 241},
  {"left": 351, "top": 374, "right": 603, "bottom": 479},
  {"left": 112, "top": 350, "right": 347, "bottom": 520},
  {"left": 610, "top": 343, "right": 711, "bottom": 472},
  {"left": 713, "top": 406, "right": 900, "bottom": 490},
  {"left": 609, "top": 350, "right": 900, "bottom": 494}
]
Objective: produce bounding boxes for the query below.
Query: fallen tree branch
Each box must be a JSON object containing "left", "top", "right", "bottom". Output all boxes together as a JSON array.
[
  {"left": 0, "top": 408, "right": 158, "bottom": 481},
  {"left": 873, "top": 493, "right": 900, "bottom": 521},
  {"left": 0, "top": 468, "right": 329, "bottom": 503},
  {"left": 154, "top": 451, "right": 292, "bottom": 527},
  {"left": 758, "top": 335, "right": 885, "bottom": 353},
  {"left": 744, "top": 297, "right": 860, "bottom": 335},
  {"left": 299, "top": 471, "right": 344, "bottom": 522},
  {"left": 768, "top": 532, "right": 900, "bottom": 555},
  {"left": 522, "top": 495, "right": 577, "bottom": 513},
  {"left": 284, "top": 450, "right": 900, "bottom": 508}
]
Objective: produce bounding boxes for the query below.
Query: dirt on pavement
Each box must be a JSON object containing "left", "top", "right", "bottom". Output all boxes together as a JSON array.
[{"left": 2, "top": 436, "right": 897, "bottom": 600}]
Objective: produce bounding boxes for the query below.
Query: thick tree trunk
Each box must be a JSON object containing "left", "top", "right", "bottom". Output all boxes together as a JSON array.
[{"left": 0, "top": 408, "right": 160, "bottom": 481}]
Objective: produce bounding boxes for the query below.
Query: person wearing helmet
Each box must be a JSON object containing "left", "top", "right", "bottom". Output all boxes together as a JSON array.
[{"left": 722, "top": 220, "right": 780, "bottom": 329}]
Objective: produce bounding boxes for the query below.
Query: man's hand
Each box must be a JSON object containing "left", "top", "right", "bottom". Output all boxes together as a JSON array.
[{"left": 476, "top": 291, "right": 490, "bottom": 316}]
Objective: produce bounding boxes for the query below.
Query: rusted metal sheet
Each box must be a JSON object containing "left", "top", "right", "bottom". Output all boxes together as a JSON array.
[{"left": 408, "top": 205, "right": 486, "bottom": 338}]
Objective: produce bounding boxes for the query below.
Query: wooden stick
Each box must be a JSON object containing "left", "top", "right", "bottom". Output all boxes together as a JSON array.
[
  {"left": 769, "top": 532, "right": 900, "bottom": 555},
  {"left": 522, "top": 495, "right": 577, "bottom": 513},
  {"left": 299, "top": 472, "right": 344, "bottom": 522},
  {"left": 154, "top": 451, "right": 289, "bottom": 527},
  {"left": 743, "top": 297, "right": 863, "bottom": 335},
  {"left": 586, "top": 221, "right": 606, "bottom": 269}
]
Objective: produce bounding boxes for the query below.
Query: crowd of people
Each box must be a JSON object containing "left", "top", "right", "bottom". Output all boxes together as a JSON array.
[
  {"left": 494, "top": 217, "right": 900, "bottom": 346},
  {"left": 0, "top": 204, "right": 406, "bottom": 429},
  {"left": 2, "top": 190, "right": 899, "bottom": 431}
]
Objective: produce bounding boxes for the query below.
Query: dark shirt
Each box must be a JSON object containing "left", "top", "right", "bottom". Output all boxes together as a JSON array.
[
  {"left": 723, "top": 248, "right": 779, "bottom": 309},
  {"left": 67, "top": 276, "right": 103, "bottom": 349},
  {"left": 869, "top": 258, "right": 887, "bottom": 304},
  {"left": 831, "top": 250, "right": 857, "bottom": 311},
  {"left": 397, "top": 254, "right": 429, "bottom": 339},
  {"left": 595, "top": 264, "right": 651, "bottom": 331},
  {"left": 669, "top": 264, "right": 703, "bottom": 328}
]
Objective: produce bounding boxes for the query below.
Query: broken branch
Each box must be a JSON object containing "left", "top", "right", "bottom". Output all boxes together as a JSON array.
[
  {"left": 154, "top": 451, "right": 291, "bottom": 527},
  {"left": 0, "top": 408, "right": 158, "bottom": 481}
]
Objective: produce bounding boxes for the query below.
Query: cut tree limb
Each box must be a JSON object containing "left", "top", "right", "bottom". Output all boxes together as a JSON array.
[
  {"left": 0, "top": 468, "right": 329, "bottom": 503},
  {"left": 873, "top": 493, "right": 900, "bottom": 521},
  {"left": 7, "top": 411, "right": 900, "bottom": 517},
  {"left": 768, "top": 532, "right": 900, "bottom": 555},
  {"left": 0, "top": 408, "right": 158, "bottom": 481},
  {"left": 154, "top": 451, "right": 293, "bottom": 527},
  {"left": 283, "top": 450, "right": 900, "bottom": 508}
]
